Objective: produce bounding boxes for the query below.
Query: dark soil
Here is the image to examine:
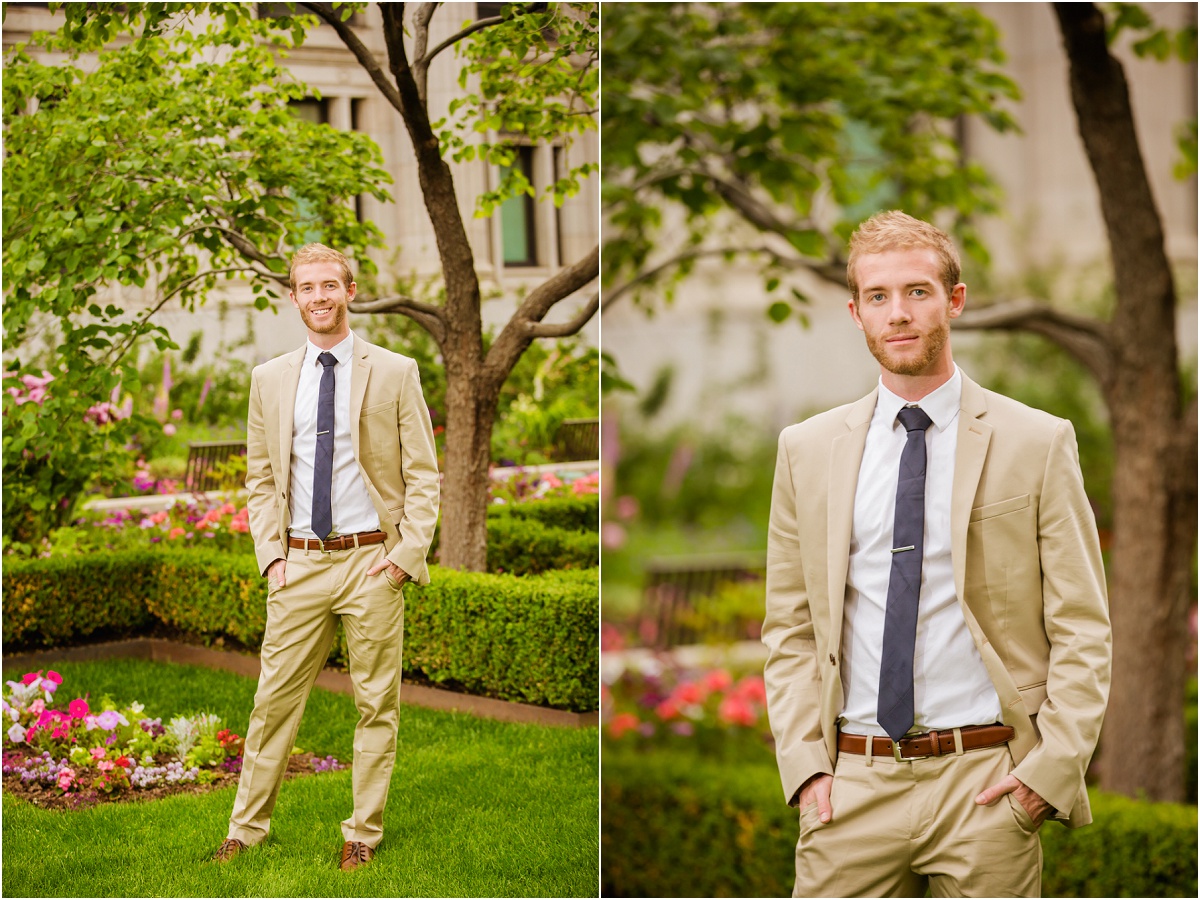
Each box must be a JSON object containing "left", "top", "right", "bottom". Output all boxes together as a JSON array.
[{"left": 3, "top": 752, "right": 341, "bottom": 812}]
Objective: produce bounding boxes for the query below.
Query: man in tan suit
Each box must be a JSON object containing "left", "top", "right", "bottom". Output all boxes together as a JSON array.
[
  {"left": 763, "top": 212, "right": 1111, "bottom": 897},
  {"left": 213, "top": 243, "right": 439, "bottom": 871}
]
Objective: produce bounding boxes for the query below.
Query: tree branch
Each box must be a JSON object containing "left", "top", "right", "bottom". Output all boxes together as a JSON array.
[
  {"left": 419, "top": 15, "right": 506, "bottom": 69},
  {"left": 300, "top": 2, "right": 405, "bottom": 116},
  {"left": 483, "top": 245, "right": 599, "bottom": 385},
  {"left": 525, "top": 291, "right": 598, "bottom": 337},
  {"left": 410, "top": 2, "right": 438, "bottom": 103},
  {"left": 954, "top": 299, "right": 1115, "bottom": 387},
  {"left": 350, "top": 294, "right": 447, "bottom": 344}
]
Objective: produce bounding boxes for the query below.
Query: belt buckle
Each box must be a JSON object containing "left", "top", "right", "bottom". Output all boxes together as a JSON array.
[{"left": 891, "top": 734, "right": 925, "bottom": 762}]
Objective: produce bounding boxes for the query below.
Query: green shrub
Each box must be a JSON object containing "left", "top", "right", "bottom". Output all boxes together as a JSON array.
[
  {"left": 429, "top": 497, "right": 599, "bottom": 573},
  {"left": 2, "top": 551, "right": 598, "bottom": 712},
  {"left": 601, "top": 746, "right": 1198, "bottom": 898},
  {"left": 494, "top": 496, "right": 598, "bottom": 533},
  {"left": 484, "top": 516, "right": 598, "bottom": 575},
  {"left": 2, "top": 552, "right": 157, "bottom": 646},
  {"left": 344, "top": 567, "right": 598, "bottom": 711}
]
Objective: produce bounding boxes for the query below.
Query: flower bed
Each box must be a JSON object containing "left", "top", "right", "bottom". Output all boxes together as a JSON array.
[
  {"left": 602, "top": 660, "right": 772, "bottom": 758},
  {"left": 2, "top": 669, "right": 345, "bottom": 811}
]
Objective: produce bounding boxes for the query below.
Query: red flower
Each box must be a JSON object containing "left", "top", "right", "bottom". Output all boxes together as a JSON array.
[
  {"left": 655, "top": 699, "right": 680, "bottom": 721},
  {"left": 114, "top": 756, "right": 131, "bottom": 768},
  {"left": 673, "top": 682, "right": 705, "bottom": 706},
  {"left": 702, "top": 669, "right": 733, "bottom": 693},
  {"left": 608, "top": 712, "right": 640, "bottom": 739}
]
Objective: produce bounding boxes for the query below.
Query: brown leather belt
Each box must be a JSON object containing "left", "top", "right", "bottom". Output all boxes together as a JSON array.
[
  {"left": 287, "top": 531, "right": 387, "bottom": 552},
  {"left": 838, "top": 724, "right": 1015, "bottom": 761}
]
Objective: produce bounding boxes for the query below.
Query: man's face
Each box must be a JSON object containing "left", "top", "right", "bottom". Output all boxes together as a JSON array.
[
  {"left": 847, "top": 248, "right": 964, "bottom": 379},
  {"left": 290, "top": 261, "right": 355, "bottom": 341}
]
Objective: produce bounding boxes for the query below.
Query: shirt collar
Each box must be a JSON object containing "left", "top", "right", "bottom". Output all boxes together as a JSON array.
[
  {"left": 876, "top": 365, "right": 962, "bottom": 434},
  {"left": 304, "top": 331, "right": 354, "bottom": 369}
]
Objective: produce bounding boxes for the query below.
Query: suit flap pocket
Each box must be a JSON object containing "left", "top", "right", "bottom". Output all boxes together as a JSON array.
[
  {"left": 361, "top": 400, "right": 396, "bottom": 417},
  {"left": 970, "top": 494, "right": 1030, "bottom": 523},
  {"left": 1018, "top": 681, "right": 1047, "bottom": 716}
]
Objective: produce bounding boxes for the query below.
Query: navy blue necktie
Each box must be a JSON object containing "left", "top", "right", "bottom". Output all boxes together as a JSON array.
[
  {"left": 312, "top": 351, "right": 337, "bottom": 541},
  {"left": 877, "top": 405, "right": 934, "bottom": 743}
]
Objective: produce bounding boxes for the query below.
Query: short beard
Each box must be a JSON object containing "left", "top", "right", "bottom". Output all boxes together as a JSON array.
[
  {"left": 300, "top": 302, "right": 347, "bottom": 335},
  {"left": 865, "top": 319, "right": 950, "bottom": 376}
]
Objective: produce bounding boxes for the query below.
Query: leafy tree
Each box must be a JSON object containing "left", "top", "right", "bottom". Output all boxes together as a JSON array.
[
  {"left": 956, "top": 2, "right": 1196, "bottom": 803},
  {"left": 603, "top": 0, "right": 1197, "bottom": 802},
  {"left": 3, "top": 10, "right": 387, "bottom": 542},
  {"left": 601, "top": 2, "right": 1021, "bottom": 316},
  {"left": 3, "top": 2, "right": 600, "bottom": 572}
]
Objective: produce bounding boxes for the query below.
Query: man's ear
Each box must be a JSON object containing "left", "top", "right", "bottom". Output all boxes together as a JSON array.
[
  {"left": 847, "top": 296, "right": 865, "bottom": 331},
  {"left": 948, "top": 283, "right": 966, "bottom": 319}
]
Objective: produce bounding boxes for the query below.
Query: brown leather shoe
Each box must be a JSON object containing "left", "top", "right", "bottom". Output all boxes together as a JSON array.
[
  {"left": 213, "top": 838, "right": 246, "bottom": 862},
  {"left": 339, "top": 840, "right": 375, "bottom": 871}
]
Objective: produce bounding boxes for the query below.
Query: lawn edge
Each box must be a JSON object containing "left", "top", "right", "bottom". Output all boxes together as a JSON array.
[{"left": 3, "top": 639, "right": 599, "bottom": 729}]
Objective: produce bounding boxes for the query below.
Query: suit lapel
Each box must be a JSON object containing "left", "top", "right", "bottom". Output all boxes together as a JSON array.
[
  {"left": 827, "top": 390, "right": 877, "bottom": 643},
  {"left": 277, "top": 345, "right": 306, "bottom": 485},
  {"left": 350, "top": 336, "right": 371, "bottom": 459},
  {"left": 951, "top": 373, "right": 991, "bottom": 605}
]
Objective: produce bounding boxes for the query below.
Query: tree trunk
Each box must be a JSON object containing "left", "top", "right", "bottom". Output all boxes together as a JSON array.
[
  {"left": 1054, "top": 2, "right": 1194, "bottom": 802},
  {"left": 438, "top": 346, "right": 500, "bottom": 572}
]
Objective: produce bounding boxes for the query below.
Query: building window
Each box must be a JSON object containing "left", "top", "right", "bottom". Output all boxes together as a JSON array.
[
  {"left": 500, "top": 146, "right": 537, "bottom": 267},
  {"left": 288, "top": 98, "right": 330, "bottom": 244}
]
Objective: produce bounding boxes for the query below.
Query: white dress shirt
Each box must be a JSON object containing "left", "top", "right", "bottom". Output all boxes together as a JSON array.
[
  {"left": 288, "top": 332, "right": 380, "bottom": 540},
  {"left": 839, "top": 366, "right": 1002, "bottom": 735}
]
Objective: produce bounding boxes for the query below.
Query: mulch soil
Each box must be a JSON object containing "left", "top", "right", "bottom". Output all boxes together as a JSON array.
[{"left": 3, "top": 752, "right": 340, "bottom": 812}]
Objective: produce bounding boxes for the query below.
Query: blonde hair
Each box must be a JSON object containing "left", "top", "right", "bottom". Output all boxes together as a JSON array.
[
  {"left": 289, "top": 243, "right": 354, "bottom": 293},
  {"left": 846, "top": 211, "right": 961, "bottom": 302}
]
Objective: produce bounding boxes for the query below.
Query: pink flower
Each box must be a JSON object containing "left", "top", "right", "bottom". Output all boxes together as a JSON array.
[
  {"left": 718, "top": 695, "right": 757, "bottom": 728},
  {"left": 702, "top": 669, "right": 733, "bottom": 693},
  {"left": 601, "top": 522, "right": 626, "bottom": 549},
  {"left": 608, "top": 712, "right": 640, "bottom": 739},
  {"left": 171, "top": 408, "right": 183, "bottom": 421},
  {"left": 29, "top": 699, "right": 45, "bottom": 716},
  {"left": 90, "top": 747, "right": 106, "bottom": 761},
  {"left": 616, "top": 495, "right": 640, "bottom": 520},
  {"left": 655, "top": 699, "right": 680, "bottom": 721},
  {"left": 97, "top": 759, "right": 115, "bottom": 772},
  {"left": 69, "top": 698, "right": 90, "bottom": 719},
  {"left": 41, "top": 671, "right": 62, "bottom": 694},
  {"left": 733, "top": 676, "right": 767, "bottom": 705},
  {"left": 168, "top": 527, "right": 185, "bottom": 539},
  {"left": 673, "top": 682, "right": 705, "bottom": 706},
  {"left": 162, "top": 423, "right": 177, "bottom": 436},
  {"left": 21, "top": 671, "right": 43, "bottom": 687},
  {"left": 57, "top": 768, "right": 75, "bottom": 791}
]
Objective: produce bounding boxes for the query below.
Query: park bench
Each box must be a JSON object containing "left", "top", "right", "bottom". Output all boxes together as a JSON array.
[
  {"left": 643, "top": 550, "right": 766, "bottom": 648},
  {"left": 184, "top": 440, "right": 247, "bottom": 492},
  {"left": 553, "top": 417, "right": 599, "bottom": 461}
]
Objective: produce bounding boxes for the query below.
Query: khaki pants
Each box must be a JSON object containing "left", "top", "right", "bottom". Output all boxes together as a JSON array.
[
  {"left": 793, "top": 742, "right": 1042, "bottom": 898},
  {"left": 227, "top": 544, "right": 405, "bottom": 849}
]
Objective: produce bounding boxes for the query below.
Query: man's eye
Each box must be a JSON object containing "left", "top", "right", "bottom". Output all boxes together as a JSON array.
[{"left": 912, "top": 289, "right": 927, "bottom": 297}]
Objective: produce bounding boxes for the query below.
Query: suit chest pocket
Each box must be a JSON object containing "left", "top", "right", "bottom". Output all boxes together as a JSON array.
[{"left": 360, "top": 401, "right": 399, "bottom": 461}]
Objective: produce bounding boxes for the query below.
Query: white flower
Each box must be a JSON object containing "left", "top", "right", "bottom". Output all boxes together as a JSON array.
[{"left": 7, "top": 724, "right": 26, "bottom": 744}]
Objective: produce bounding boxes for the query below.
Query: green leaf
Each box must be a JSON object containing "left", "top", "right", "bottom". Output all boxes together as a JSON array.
[{"left": 766, "top": 301, "right": 791, "bottom": 323}]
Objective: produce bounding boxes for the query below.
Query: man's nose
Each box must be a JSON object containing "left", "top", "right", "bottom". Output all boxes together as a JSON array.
[{"left": 887, "top": 297, "right": 912, "bottom": 323}]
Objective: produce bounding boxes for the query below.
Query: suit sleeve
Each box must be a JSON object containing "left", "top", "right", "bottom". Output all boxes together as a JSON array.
[
  {"left": 763, "top": 429, "right": 833, "bottom": 807},
  {"left": 1010, "top": 419, "right": 1112, "bottom": 815},
  {"left": 384, "top": 359, "right": 440, "bottom": 583},
  {"left": 245, "top": 367, "right": 286, "bottom": 577}
]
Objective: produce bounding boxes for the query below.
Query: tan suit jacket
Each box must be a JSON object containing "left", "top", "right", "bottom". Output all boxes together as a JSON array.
[
  {"left": 763, "top": 371, "right": 1111, "bottom": 827},
  {"left": 245, "top": 334, "right": 440, "bottom": 585}
]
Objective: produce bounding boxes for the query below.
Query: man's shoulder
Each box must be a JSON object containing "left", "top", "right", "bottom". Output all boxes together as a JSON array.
[
  {"left": 357, "top": 336, "right": 418, "bottom": 373},
  {"left": 977, "top": 384, "right": 1068, "bottom": 436},
  {"left": 251, "top": 345, "right": 304, "bottom": 381},
  {"left": 778, "top": 396, "right": 869, "bottom": 448}
]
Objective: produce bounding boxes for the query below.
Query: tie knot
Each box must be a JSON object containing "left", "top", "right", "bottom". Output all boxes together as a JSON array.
[
  {"left": 318, "top": 351, "right": 337, "bottom": 369},
  {"left": 897, "top": 406, "right": 932, "bottom": 433}
]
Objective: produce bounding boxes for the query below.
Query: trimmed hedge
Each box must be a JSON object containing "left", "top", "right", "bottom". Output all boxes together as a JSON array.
[
  {"left": 3, "top": 550, "right": 598, "bottom": 712},
  {"left": 484, "top": 516, "right": 598, "bottom": 575},
  {"left": 494, "top": 496, "right": 598, "bottom": 533},
  {"left": 601, "top": 747, "right": 1198, "bottom": 898}
]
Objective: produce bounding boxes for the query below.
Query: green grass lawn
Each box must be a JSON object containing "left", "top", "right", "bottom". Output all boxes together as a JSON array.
[{"left": 2, "top": 659, "right": 598, "bottom": 897}]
